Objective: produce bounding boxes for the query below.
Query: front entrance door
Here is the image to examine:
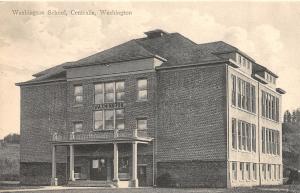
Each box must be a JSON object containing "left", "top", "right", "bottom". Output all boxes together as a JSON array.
[
  {"left": 138, "top": 166, "right": 147, "bottom": 186},
  {"left": 90, "top": 158, "right": 107, "bottom": 180}
]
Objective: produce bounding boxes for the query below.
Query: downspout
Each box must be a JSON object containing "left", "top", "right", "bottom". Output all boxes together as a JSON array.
[
  {"left": 153, "top": 72, "right": 158, "bottom": 186},
  {"left": 225, "top": 64, "right": 230, "bottom": 188},
  {"left": 258, "top": 82, "right": 262, "bottom": 186}
]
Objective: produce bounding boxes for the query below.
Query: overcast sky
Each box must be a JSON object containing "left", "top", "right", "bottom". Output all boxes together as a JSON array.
[{"left": 0, "top": 1, "right": 300, "bottom": 138}]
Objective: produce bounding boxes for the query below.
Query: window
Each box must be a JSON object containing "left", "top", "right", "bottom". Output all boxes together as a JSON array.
[
  {"left": 94, "top": 81, "right": 125, "bottom": 104},
  {"left": 266, "top": 129, "right": 270, "bottom": 154},
  {"left": 94, "top": 111, "right": 103, "bottom": 130},
  {"left": 94, "top": 109, "right": 125, "bottom": 130},
  {"left": 240, "top": 162, "right": 244, "bottom": 180},
  {"left": 242, "top": 122, "right": 246, "bottom": 150},
  {"left": 74, "top": 85, "right": 83, "bottom": 104},
  {"left": 105, "top": 82, "right": 114, "bottom": 103},
  {"left": 137, "top": 118, "right": 147, "bottom": 130},
  {"left": 268, "top": 164, "right": 271, "bottom": 179},
  {"left": 276, "top": 131, "right": 280, "bottom": 155},
  {"left": 241, "top": 81, "right": 246, "bottom": 109},
  {"left": 232, "top": 119, "right": 237, "bottom": 149},
  {"left": 246, "top": 163, "right": 250, "bottom": 180},
  {"left": 252, "top": 125, "right": 256, "bottom": 152},
  {"left": 137, "top": 79, "right": 147, "bottom": 100},
  {"left": 116, "top": 109, "right": 124, "bottom": 130},
  {"left": 261, "top": 91, "right": 279, "bottom": 121},
  {"left": 105, "top": 110, "right": 114, "bottom": 130},
  {"left": 237, "top": 78, "right": 242, "bottom": 108},
  {"left": 274, "top": 165, "right": 277, "bottom": 180},
  {"left": 238, "top": 121, "right": 242, "bottom": 150},
  {"left": 262, "top": 93, "right": 266, "bottom": 117},
  {"left": 262, "top": 164, "right": 266, "bottom": 180},
  {"left": 262, "top": 127, "right": 266, "bottom": 153},
  {"left": 246, "top": 82, "right": 250, "bottom": 111},
  {"left": 262, "top": 128, "right": 280, "bottom": 155},
  {"left": 251, "top": 85, "right": 256, "bottom": 113},
  {"left": 237, "top": 120, "right": 256, "bottom": 152},
  {"left": 232, "top": 75, "right": 237, "bottom": 106},
  {"left": 74, "top": 122, "right": 83, "bottom": 133},
  {"left": 253, "top": 163, "right": 257, "bottom": 180},
  {"left": 235, "top": 78, "right": 255, "bottom": 113},
  {"left": 94, "top": 84, "right": 103, "bottom": 104},
  {"left": 246, "top": 123, "right": 251, "bottom": 151},
  {"left": 276, "top": 98, "right": 279, "bottom": 121},
  {"left": 232, "top": 162, "right": 237, "bottom": 180},
  {"left": 271, "top": 130, "right": 274, "bottom": 154},
  {"left": 116, "top": 81, "right": 125, "bottom": 102},
  {"left": 278, "top": 165, "right": 281, "bottom": 179}
]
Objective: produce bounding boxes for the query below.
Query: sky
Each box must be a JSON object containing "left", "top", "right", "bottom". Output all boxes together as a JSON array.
[{"left": 0, "top": 1, "right": 300, "bottom": 139}]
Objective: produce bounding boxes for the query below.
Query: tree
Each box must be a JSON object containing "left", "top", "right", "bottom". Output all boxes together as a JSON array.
[
  {"left": 284, "top": 110, "right": 292, "bottom": 123},
  {"left": 3, "top": 133, "right": 20, "bottom": 144}
]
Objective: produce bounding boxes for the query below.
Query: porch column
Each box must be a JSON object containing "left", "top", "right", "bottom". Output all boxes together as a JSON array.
[
  {"left": 113, "top": 143, "right": 119, "bottom": 184},
  {"left": 131, "top": 141, "right": 138, "bottom": 187},
  {"left": 69, "top": 145, "right": 75, "bottom": 181},
  {"left": 51, "top": 145, "right": 57, "bottom": 186}
]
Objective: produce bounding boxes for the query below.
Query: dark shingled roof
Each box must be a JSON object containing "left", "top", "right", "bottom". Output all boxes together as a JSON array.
[{"left": 16, "top": 30, "right": 274, "bottom": 85}]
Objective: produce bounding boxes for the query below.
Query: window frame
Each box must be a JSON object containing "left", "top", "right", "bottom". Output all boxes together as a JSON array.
[
  {"left": 137, "top": 118, "right": 148, "bottom": 130},
  {"left": 73, "top": 121, "right": 83, "bottom": 133},
  {"left": 74, "top": 85, "right": 83, "bottom": 105},
  {"left": 93, "top": 109, "right": 125, "bottom": 131},
  {"left": 94, "top": 81, "right": 125, "bottom": 104},
  {"left": 232, "top": 162, "right": 237, "bottom": 181},
  {"left": 232, "top": 118, "right": 237, "bottom": 149},
  {"left": 137, "top": 78, "right": 148, "bottom": 101}
]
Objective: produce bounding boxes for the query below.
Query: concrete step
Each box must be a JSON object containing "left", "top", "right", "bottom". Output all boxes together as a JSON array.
[{"left": 67, "top": 180, "right": 115, "bottom": 187}]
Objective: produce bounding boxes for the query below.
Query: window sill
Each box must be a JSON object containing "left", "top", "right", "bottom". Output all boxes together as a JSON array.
[
  {"left": 73, "top": 104, "right": 83, "bottom": 108},
  {"left": 234, "top": 149, "right": 255, "bottom": 154},
  {"left": 136, "top": 99, "right": 148, "bottom": 103},
  {"left": 92, "top": 129, "right": 126, "bottom": 132},
  {"left": 231, "top": 105, "right": 256, "bottom": 115},
  {"left": 93, "top": 129, "right": 115, "bottom": 132},
  {"left": 261, "top": 116, "right": 280, "bottom": 124}
]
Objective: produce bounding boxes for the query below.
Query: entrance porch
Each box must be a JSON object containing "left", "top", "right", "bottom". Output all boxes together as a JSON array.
[{"left": 50, "top": 129, "right": 153, "bottom": 188}]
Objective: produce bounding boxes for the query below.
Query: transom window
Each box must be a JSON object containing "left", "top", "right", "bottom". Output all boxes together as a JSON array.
[
  {"left": 94, "top": 81, "right": 125, "bottom": 104},
  {"left": 137, "top": 118, "right": 147, "bottom": 130},
  {"left": 137, "top": 79, "right": 148, "bottom": 101},
  {"left": 94, "top": 109, "right": 124, "bottom": 130},
  {"left": 74, "top": 85, "right": 83, "bottom": 104}
]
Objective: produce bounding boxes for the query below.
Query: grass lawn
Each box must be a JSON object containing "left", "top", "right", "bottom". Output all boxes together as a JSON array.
[{"left": 0, "top": 185, "right": 299, "bottom": 193}]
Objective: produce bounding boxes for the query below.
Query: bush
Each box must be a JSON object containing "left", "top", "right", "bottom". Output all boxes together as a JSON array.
[{"left": 156, "top": 173, "right": 174, "bottom": 187}]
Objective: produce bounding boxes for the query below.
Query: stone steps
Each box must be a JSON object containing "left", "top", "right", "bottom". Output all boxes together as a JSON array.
[{"left": 67, "top": 180, "right": 115, "bottom": 187}]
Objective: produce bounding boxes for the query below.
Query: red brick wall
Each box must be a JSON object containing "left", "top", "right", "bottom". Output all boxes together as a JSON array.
[
  {"left": 66, "top": 72, "right": 157, "bottom": 155},
  {"left": 20, "top": 162, "right": 66, "bottom": 185},
  {"left": 20, "top": 82, "right": 68, "bottom": 163},
  {"left": 156, "top": 64, "right": 228, "bottom": 161},
  {"left": 157, "top": 160, "right": 227, "bottom": 188}
]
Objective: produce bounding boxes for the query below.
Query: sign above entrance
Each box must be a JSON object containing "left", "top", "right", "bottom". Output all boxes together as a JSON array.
[{"left": 93, "top": 102, "right": 124, "bottom": 110}]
